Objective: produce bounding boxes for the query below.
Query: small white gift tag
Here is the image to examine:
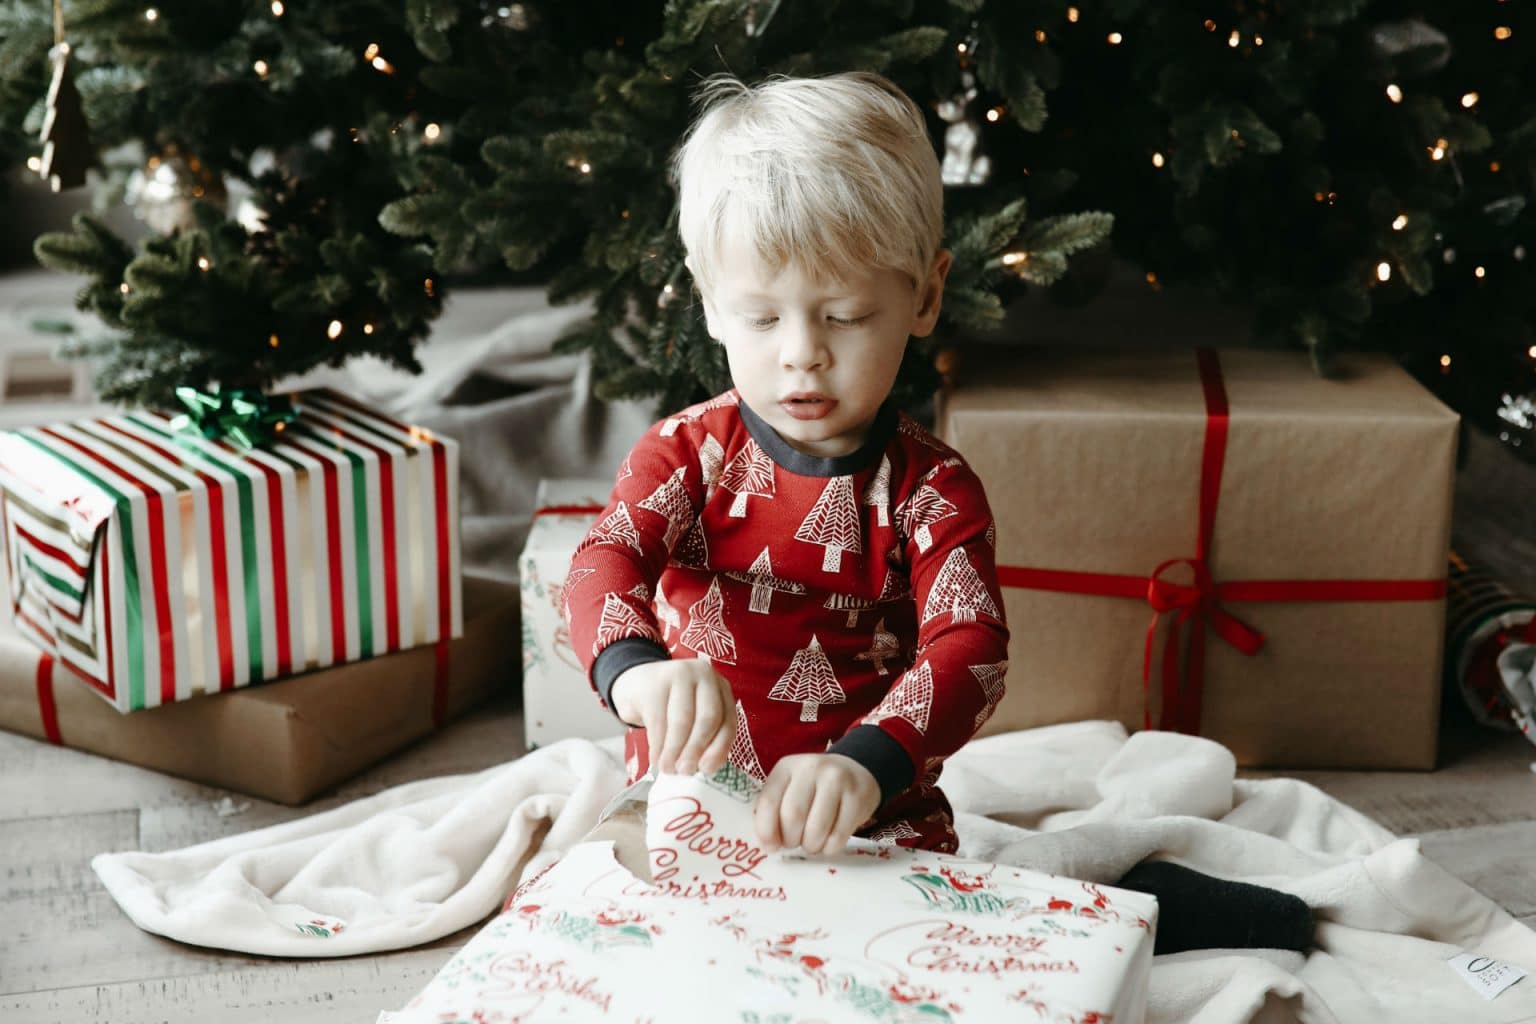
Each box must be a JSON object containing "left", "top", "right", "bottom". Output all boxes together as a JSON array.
[{"left": 1447, "top": 952, "right": 1528, "bottom": 1000}]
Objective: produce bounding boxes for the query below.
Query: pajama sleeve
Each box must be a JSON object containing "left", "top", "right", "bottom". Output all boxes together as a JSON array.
[
  {"left": 830, "top": 458, "right": 1009, "bottom": 807},
  {"left": 562, "top": 421, "right": 704, "bottom": 722}
]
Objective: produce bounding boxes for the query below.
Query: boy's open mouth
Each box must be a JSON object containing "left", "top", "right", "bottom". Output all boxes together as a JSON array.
[{"left": 780, "top": 393, "right": 837, "bottom": 420}]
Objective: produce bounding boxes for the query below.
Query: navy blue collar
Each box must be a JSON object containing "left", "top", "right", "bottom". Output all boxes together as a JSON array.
[{"left": 737, "top": 397, "right": 897, "bottom": 477}]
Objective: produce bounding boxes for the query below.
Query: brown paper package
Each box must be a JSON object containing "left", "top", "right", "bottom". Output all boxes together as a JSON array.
[
  {"left": 938, "top": 345, "right": 1458, "bottom": 769},
  {"left": 0, "top": 573, "right": 519, "bottom": 803}
]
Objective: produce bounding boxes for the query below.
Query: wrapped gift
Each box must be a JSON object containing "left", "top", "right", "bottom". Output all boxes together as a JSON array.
[
  {"left": 520, "top": 479, "right": 627, "bottom": 749},
  {"left": 939, "top": 345, "right": 1457, "bottom": 769},
  {"left": 0, "top": 388, "right": 462, "bottom": 712},
  {"left": 381, "top": 769, "right": 1156, "bottom": 1024},
  {"left": 1446, "top": 550, "right": 1536, "bottom": 742},
  {"left": 0, "top": 564, "right": 515, "bottom": 805}
]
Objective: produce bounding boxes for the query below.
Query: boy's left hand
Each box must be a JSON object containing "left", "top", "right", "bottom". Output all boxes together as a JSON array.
[{"left": 754, "top": 753, "right": 881, "bottom": 856}]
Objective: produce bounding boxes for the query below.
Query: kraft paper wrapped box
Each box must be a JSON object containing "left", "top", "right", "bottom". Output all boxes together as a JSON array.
[
  {"left": 0, "top": 569, "right": 518, "bottom": 804},
  {"left": 0, "top": 388, "right": 463, "bottom": 713},
  {"left": 938, "top": 345, "right": 1458, "bottom": 770},
  {"left": 520, "top": 479, "right": 627, "bottom": 749},
  {"left": 381, "top": 769, "right": 1156, "bottom": 1024}
]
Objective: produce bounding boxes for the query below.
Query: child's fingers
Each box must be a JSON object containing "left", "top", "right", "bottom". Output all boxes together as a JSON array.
[
  {"left": 828, "top": 790, "right": 864, "bottom": 855},
  {"left": 676, "top": 681, "right": 722, "bottom": 773},
  {"left": 755, "top": 767, "right": 790, "bottom": 851},
  {"left": 657, "top": 682, "right": 692, "bottom": 773},
  {"left": 800, "top": 782, "right": 842, "bottom": 856},
  {"left": 699, "top": 710, "right": 734, "bottom": 774},
  {"left": 774, "top": 770, "right": 816, "bottom": 852}
]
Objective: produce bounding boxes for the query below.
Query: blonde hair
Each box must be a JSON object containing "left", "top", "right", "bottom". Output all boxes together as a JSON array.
[{"left": 670, "top": 71, "right": 943, "bottom": 294}]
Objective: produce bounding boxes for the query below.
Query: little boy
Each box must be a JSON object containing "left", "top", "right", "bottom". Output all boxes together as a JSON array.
[{"left": 562, "top": 71, "right": 1009, "bottom": 857}]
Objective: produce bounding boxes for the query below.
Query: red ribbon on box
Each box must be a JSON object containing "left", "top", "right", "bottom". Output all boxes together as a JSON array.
[{"left": 994, "top": 347, "right": 1449, "bottom": 735}]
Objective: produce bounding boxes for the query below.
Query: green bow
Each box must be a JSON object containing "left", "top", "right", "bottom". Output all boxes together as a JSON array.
[{"left": 170, "top": 386, "right": 298, "bottom": 450}]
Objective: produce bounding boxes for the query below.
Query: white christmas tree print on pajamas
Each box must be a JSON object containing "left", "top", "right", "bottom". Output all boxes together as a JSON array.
[{"left": 562, "top": 390, "right": 1009, "bottom": 852}]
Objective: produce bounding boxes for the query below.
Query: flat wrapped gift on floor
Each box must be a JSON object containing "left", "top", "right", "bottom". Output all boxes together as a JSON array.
[
  {"left": 381, "top": 769, "right": 1157, "bottom": 1024},
  {"left": 520, "top": 478, "right": 627, "bottom": 749},
  {"left": 0, "top": 570, "right": 516, "bottom": 805},
  {"left": 0, "top": 387, "right": 462, "bottom": 712},
  {"left": 939, "top": 345, "right": 1458, "bottom": 769}
]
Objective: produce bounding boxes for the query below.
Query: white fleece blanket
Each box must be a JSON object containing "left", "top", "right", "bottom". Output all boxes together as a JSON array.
[{"left": 93, "top": 722, "right": 1536, "bottom": 1023}]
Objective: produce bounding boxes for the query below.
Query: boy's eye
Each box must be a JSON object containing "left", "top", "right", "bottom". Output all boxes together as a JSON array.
[{"left": 743, "top": 314, "right": 873, "bottom": 329}]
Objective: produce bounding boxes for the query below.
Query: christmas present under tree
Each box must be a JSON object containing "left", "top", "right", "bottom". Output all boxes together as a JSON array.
[
  {"left": 942, "top": 345, "right": 1458, "bottom": 770},
  {"left": 0, "top": 387, "right": 462, "bottom": 713},
  {"left": 519, "top": 479, "right": 626, "bottom": 750}
]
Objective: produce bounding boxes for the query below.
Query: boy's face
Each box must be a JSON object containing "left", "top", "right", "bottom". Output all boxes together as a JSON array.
[{"left": 697, "top": 243, "right": 952, "bottom": 458}]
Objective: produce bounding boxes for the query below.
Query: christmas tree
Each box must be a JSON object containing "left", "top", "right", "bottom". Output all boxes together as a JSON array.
[{"left": 0, "top": 1, "right": 1532, "bottom": 458}]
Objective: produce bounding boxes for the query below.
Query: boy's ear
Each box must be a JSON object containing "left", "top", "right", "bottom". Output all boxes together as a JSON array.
[{"left": 911, "top": 248, "right": 953, "bottom": 339}]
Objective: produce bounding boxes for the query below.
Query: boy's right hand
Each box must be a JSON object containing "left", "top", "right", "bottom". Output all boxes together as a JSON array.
[{"left": 610, "top": 659, "right": 736, "bottom": 776}]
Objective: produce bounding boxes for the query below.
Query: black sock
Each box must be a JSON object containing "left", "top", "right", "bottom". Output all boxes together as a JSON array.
[{"left": 1112, "top": 860, "right": 1315, "bottom": 956}]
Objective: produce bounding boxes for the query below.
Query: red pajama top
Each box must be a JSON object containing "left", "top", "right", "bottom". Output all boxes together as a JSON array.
[{"left": 561, "top": 388, "right": 1009, "bottom": 852}]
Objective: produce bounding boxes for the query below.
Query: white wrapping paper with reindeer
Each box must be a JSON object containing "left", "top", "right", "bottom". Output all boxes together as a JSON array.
[
  {"left": 519, "top": 479, "right": 628, "bottom": 749},
  {"left": 379, "top": 766, "right": 1157, "bottom": 1024}
]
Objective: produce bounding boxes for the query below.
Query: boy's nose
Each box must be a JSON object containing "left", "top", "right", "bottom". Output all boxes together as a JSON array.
[{"left": 779, "top": 321, "right": 830, "bottom": 371}]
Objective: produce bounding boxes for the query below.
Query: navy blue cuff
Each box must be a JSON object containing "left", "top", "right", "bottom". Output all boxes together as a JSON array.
[
  {"left": 592, "top": 637, "right": 671, "bottom": 725},
  {"left": 827, "top": 725, "right": 916, "bottom": 810}
]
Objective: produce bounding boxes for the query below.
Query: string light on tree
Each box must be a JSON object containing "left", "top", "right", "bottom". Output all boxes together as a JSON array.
[
  {"left": 268, "top": 333, "right": 279, "bottom": 348},
  {"left": 270, "top": 1, "right": 284, "bottom": 15},
  {"left": 1107, "top": 32, "right": 1123, "bottom": 45},
  {"left": 1461, "top": 92, "right": 1479, "bottom": 109},
  {"left": 1494, "top": 26, "right": 1512, "bottom": 41},
  {"left": 363, "top": 323, "right": 375, "bottom": 335},
  {"left": 1377, "top": 261, "right": 1392, "bottom": 282},
  {"left": 1475, "top": 266, "right": 1487, "bottom": 279},
  {"left": 1151, "top": 151, "right": 1165, "bottom": 167},
  {"left": 1386, "top": 84, "right": 1403, "bottom": 103},
  {"left": 1430, "top": 139, "right": 1447, "bottom": 160},
  {"left": 253, "top": 60, "right": 269, "bottom": 78},
  {"left": 197, "top": 256, "right": 210, "bottom": 272},
  {"left": 1067, "top": 8, "right": 1080, "bottom": 24},
  {"left": 327, "top": 319, "right": 343, "bottom": 339},
  {"left": 144, "top": 8, "right": 158, "bottom": 22},
  {"left": 364, "top": 43, "right": 394, "bottom": 74},
  {"left": 423, "top": 122, "right": 442, "bottom": 142},
  {"left": 1392, "top": 214, "right": 1408, "bottom": 230},
  {"left": 1229, "top": 30, "right": 1240, "bottom": 48}
]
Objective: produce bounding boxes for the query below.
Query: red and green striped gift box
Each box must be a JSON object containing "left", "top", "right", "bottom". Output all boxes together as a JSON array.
[{"left": 0, "top": 388, "right": 463, "bottom": 713}]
